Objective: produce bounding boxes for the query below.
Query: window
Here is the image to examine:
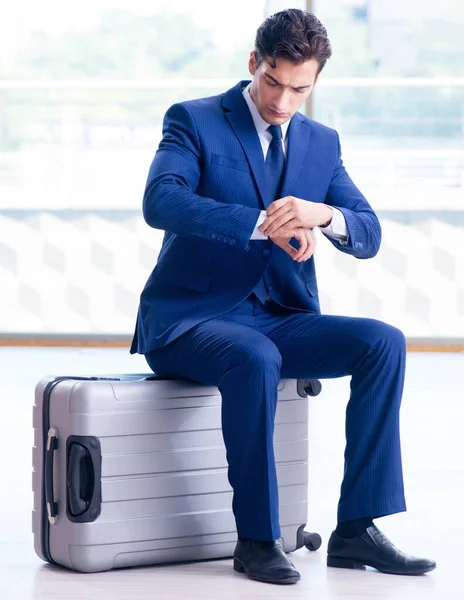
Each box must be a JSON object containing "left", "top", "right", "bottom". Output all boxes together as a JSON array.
[{"left": 313, "top": 0, "right": 464, "bottom": 337}]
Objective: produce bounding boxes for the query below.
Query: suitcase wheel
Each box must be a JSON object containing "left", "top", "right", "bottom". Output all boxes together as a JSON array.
[{"left": 303, "top": 531, "right": 322, "bottom": 551}]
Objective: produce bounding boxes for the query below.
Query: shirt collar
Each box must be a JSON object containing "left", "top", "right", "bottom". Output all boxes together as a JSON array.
[{"left": 242, "top": 83, "right": 290, "bottom": 140}]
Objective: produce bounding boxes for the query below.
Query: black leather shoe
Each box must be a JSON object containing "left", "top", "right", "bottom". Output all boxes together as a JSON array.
[
  {"left": 233, "top": 539, "right": 300, "bottom": 584},
  {"left": 327, "top": 525, "right": 436, "bottom": 575}
]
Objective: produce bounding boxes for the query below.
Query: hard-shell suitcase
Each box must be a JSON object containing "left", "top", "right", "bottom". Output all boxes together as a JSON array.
[{"left": 32, "top": 374, "right": 322, "bottom": 573}]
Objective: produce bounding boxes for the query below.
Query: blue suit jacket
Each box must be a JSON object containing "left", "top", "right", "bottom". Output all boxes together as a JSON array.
[{"left": 130, "top": 80, "right": 381, "bottom": 354}]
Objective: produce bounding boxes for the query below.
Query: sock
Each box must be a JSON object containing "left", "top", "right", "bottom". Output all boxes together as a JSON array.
[{"left": 335, "top": 517, "right": 374, "bottom": 539}]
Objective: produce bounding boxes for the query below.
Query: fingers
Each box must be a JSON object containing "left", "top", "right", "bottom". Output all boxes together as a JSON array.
[
  {"left": 260, "top": 207, "right": 294, "bottom": 236},
  {"left": 266, "top": 197, "right": 288, "bottom": 215},
  {"left": 267, "top": 217, "right": 300, "bottom": 238},
  {"left": 299, "top": 229, "right": 316, "bottom": 262},
  {"left": 272, "top": 233, "right": 305, "bottom": 261},
  {"left": 290, "top": 229, "right": 308, "bottom": 262},
  {"left": 287, "top": 229, "right": 315, "bottom": 262},
  {"left": 268, "top": 228, "right": 315, "bottom": 262}
]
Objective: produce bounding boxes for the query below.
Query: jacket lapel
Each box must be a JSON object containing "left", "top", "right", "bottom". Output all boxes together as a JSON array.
[{"left": 222, "top": 81, "right": 268, "bottom": 209}]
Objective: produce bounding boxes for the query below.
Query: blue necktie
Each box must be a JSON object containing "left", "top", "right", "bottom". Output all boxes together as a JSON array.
[
  {"left": 265, "top": 124, "right": 285, "bottom": 203},
  {"left": 250, "top": 125, "right": 286, "bottom": 305}
]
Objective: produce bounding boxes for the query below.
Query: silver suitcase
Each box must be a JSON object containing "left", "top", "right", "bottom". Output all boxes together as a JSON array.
[{"left": 32, "top": 374, "right": 322, "bottom": 573}]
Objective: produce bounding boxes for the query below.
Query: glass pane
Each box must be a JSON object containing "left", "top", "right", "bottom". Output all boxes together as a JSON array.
[
  {"left": 312, "top": 0, "right": 464, "bottom": 338},
  {"left": 1, "top": 1, "right": 274, "bottom": 334}
]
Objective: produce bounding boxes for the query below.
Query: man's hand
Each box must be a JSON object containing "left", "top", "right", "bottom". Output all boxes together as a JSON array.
[
  {"left": 270, "top": 227, "right": 316, "bottom": 262},
  {"left": 259, "top": 196, "right": 332, "bottom": 238}
]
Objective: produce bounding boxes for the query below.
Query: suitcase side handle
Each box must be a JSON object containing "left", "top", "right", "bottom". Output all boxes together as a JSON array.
[
  {"left": 66, "top": 436, "right": 102, "bottom": 523},
  {"left": 45, "top": 428, "right": 59, "bottom": 525}
]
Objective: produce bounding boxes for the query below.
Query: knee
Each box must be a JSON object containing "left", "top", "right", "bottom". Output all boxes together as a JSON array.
[
  {"left": 226, "top": 337, "right": 282, "bottom": 376},
  {"left": 247, "top": 339, "right": 282, "bottom": 373},
  {"left": 368, "top": 320, "right": 406, "bottom": 354},
  {"left": 388, "top": 324, "right": 406, "bottom": 351}
]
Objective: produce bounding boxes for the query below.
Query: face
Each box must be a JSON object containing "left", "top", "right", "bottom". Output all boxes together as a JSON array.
[{"left": 248, "top": 52, "right": 319, "bottom": 125}]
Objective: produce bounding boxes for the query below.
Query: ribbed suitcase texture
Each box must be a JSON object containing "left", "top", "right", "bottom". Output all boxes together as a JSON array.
[{"left": 32, "top": 374, "right": 318, "bottom": 573}]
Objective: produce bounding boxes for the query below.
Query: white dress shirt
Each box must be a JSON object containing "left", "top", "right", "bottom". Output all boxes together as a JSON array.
[{"left": 241, "top": 83, "right": 348, "bottom": 244}]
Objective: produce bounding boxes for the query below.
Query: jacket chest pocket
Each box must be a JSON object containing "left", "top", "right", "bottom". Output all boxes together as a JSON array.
[{"left": 210, "top": 153, "right": 250, "bottom": 173}]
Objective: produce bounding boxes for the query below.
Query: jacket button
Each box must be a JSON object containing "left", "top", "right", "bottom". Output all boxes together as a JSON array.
[
  {"left": 223, "top": 236, "right": 229, "bottom": 243},
  {"left": 229, "top": 239, "right": 236, "bottom": 245},
  {"left": 217, "top": 234, "right": 224, "bottom": 242},
  {"left": 268, "top": 285, "right": 273, "bottom": 291},
  {"left": 211, "top": 233, "right": 217, "bottom": 239},
  {"left": 263, "top": 249, "right": 271, "bottom": 257}
]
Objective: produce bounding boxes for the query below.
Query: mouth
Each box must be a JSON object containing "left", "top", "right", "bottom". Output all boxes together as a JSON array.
[{"left": 268, "top": 108, "right": 288, "bottom": 118}]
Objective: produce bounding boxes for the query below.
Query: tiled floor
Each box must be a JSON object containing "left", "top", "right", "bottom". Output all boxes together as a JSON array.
[{"left": 1, "top": 347, "right": 463, "bottom": 599}]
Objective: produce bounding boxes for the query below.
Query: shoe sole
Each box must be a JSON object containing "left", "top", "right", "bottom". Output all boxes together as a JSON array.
[
  {"left": 233, "top": 558, "right": 300, "bottom": 584},
  {"left": 327, "top": 555, "right": 436, "bottom": 576}
]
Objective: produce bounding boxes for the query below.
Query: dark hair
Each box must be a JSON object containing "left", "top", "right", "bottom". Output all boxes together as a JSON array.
[{"left": 255, "top": 9, "right": 332, "bottom": 75}]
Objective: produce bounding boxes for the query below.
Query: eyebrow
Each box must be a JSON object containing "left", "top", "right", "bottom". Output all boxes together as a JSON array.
[{"left": 264, "top": 73, "right": 312, "bottom": 91}]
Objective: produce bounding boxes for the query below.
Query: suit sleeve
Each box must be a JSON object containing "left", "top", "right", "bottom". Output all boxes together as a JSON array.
[
  {"left": 142, "top": 102, "right": 262, "bottom": 251},
  {"left": 324, "top": 132, "right": 382, "bottom": 259}
]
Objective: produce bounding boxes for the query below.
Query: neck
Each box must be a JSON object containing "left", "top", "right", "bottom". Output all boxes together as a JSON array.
[{"left": 249, "top": 82, "right": 257, "bottom": 106}]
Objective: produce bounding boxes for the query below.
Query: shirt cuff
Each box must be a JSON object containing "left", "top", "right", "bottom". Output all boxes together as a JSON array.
[
  {"left": 319, "top": 207, "right": 348, "bottom": 244},
  {"left": 250, "top": 210, "right": 268, "bottom": 240}
]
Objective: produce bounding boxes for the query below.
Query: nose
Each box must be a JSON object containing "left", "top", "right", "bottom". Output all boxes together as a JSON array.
[{"left": 272, "top": 89, "right": 292, "bottom": 112}]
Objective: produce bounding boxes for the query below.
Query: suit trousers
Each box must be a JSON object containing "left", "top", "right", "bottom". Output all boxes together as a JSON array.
[{"left": 145, "top": 293, "right": 407, "bottom": 542}]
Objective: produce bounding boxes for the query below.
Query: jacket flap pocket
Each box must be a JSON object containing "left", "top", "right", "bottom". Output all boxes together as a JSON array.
[
  {"left": 155, "top": 262, "right": 211, "bottom": 292},
  {"left": 304, "top": 276, "right": 318, "bottom": 297}
]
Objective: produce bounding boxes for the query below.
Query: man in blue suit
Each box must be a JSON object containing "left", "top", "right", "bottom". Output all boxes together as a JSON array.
[{"left": 130, "top": 9, "right": 435, "bottom": 584}]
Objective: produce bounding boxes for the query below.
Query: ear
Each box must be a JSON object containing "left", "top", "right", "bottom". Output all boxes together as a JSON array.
[{"left": 248, "top": 51, "right": 257, "bottom": 76}]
